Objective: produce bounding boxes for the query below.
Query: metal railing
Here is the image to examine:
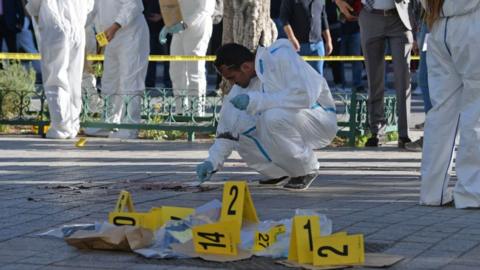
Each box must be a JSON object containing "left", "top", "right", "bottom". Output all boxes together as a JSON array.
[{"left": 0, "top": 86, "right": 397, "bottom": 145}]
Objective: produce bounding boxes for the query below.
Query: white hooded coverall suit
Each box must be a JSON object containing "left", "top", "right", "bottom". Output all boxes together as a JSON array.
[
  {"left": 26, "top": 0, "right": 94, "bottom": 139},
  {"left": 420, "top": 0, "right": 480, "bottom": 208},
  {"left": 170, "top": 0, "right": 215, "bottom": 115},
  {"left": 93, "top": 0, "right": 149, "bottom": 138},
  {"left": 206, "top": 40, "right": 337, "bottom": 179}
]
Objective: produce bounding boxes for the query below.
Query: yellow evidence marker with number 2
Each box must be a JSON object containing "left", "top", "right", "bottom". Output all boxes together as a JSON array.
[
  {"left": 288, "top": 215, "right": 320, "bottom": 264},
  {"left": 219, "top": 181, "right": 259, "bottom": 243},
  {"left": 313, "top": 234, "right": 365, "bottom": 266}
]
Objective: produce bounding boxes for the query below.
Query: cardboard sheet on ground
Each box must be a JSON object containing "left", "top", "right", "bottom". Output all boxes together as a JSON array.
[
  {"left": 171, "top": 240, "right": 252, "bottom": 262},
  {"left": 66, "top": 226, "right": 154, "bottom": 251},
  {"left": 276, "top": 253, "right": 404, "bottom": 269}
]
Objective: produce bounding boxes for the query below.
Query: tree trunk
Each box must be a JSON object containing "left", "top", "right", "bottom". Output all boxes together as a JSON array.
[{"left": 220, "top": 0, "right": 277, "bottom": 94}]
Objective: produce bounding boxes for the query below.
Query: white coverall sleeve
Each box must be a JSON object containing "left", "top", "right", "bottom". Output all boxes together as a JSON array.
[
  {"left": 246, "top": 49, "right": 318, "bottom": 115},
  {"left": 25, "top": 0, "right": 42, "bottom": 16},
  {"left": 181, "top": 0, "right": 215, "bottom": 27},
  {"left": 206, "top": 139, "right": 235, "bottom": 171},
  {"left": 205, "top": 99, "right": 238, "bottom": 170},
  {"left": 115, "top": 0, "right": 144, "bottom": 27}
]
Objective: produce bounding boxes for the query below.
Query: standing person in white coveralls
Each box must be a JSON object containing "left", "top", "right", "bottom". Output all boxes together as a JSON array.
[
  {"left": 166, "top": 0, "right": 215, "bottom": 116},
  {"left": 196, "top": 41, "right": 337, "bottom": 190},
  {"left": 90, "top": 0, "right": 149, "bottom": 139},
  {"left": 420, "top": 0, "right": 480, "bottom": 208},
  {"left": 25, "top": 0, "right": 93, "bottom": 139}
]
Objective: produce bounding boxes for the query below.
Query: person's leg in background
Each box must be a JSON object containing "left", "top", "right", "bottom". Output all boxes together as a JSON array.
[
  {"left": 328, "top": 25, "right": 344, "bottom": 90},
  {"left": 348, "top": 32, "right": 363, "bottom": 91},
  {"left": 145, "top": 27, "right": 162, "bottom": 88},
  {"left": 16, "top": 17, "right": 41, "bottom": 74},
  {"left": 162, "top": 35, "right": 172, "bottom": 88},
  {"left": 388, "top": 23, "right": 413, "bottom": 146},
  {"left": 359, "top": 10, "right": 387, "bottom": 146},
  {"left": 273, "top": 18, "right": 287, "bottom": 39},
  {"left": 312, "top": 41, "right": 326, "bottom": 76},
  {"left": 170, "top": 32, "right": 187, "bottom": 114}
]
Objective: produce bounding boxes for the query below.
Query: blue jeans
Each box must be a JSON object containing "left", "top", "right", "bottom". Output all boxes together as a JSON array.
[
  {"left": 273, "top": 18, "right": 287, "bottom": 39},
  {"left": 16, "top": 17, "right": 41, "bottom": 73},
  {"left": 340, "top": 32, "right": 362, "bottom": 88},
  {"left": 418, "top": 22, "right": 432, "bottom": 113},
  {"left": 299, "top": 41, "right": 325, "bottom": 75}
]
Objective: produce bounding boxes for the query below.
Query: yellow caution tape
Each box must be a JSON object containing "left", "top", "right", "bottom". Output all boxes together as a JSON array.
[{"left": 0, "top": 52, "right": 421, "bottom": 62}]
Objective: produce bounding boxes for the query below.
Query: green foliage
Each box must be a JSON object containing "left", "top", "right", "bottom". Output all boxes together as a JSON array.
[
  {"left": 0, "top": 61, "right": 36, "bottom": 117},
  {"left": 141, "top": 115, "right": 187, "bottom": 141}
]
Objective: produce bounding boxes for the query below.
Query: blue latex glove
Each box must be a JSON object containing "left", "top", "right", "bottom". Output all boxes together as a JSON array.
[
  {"left": 196, "top": 161, "right": 214, "bottom": 182},
  {"left": 159, "top": 22, "right": 186, "bottom": 44},
  {"left": 230, "top": 94, "right": 250, "bottom": 111}
]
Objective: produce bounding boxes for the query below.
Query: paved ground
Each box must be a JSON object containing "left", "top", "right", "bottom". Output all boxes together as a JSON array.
[{"left": 1, "top": 133, "right": 480, "bottom": 270}]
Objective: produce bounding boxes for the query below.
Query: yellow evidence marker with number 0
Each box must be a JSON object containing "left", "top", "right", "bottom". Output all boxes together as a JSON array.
[
  {"left": 192, "top": 222, "right": 238, "bottom": 256},
  {"left": 288, "top": 215, "right": 320, "bottom": 264},
  {"left": 96, "top": 32, "right": 109, "bottom": 47},
  {"left": 313, "top": 234, "right": 365, "bottom": 266},
  {"left": 108, "top": 191, "right": 194, "bottom": 231}
]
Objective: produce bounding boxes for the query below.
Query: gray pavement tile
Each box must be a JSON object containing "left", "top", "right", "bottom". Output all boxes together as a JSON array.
[
  {"left": 430, "top": 238, "right": 479, "bottom": 253},
  {"left": 441, "top": 265, "right": 480, "bottom": 270},
  {"left": 4, "top": 134, "right": 480, "bottom": 269},
  {"left": 0, "top": 237, "right": 65, "bottom": 251},
  {"left": 0, "top": 263, "right": 44, "bottom": 270}
]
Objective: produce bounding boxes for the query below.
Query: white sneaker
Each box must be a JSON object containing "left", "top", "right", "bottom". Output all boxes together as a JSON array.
[
  {"left": 108, "top": 129, "right": 138, "bottom": 139},
  {"left": 84, "top": 128, "right": 112, "bottom": 137}
]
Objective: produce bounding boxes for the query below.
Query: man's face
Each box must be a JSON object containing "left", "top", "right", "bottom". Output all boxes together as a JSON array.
[{"left": 217, "top": 62, "right": 255, "bottom": 88}]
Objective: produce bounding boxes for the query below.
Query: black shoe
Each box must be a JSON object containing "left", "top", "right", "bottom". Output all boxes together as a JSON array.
[
  {"left": 404, "top": 137, "right": 423, "bottom": 152},
  {"left": 353, "top": 85, "right": 366, "bottom": 93},
  {"left": 283, "top": 173, "right": 318, "bottom": 190},
  {"left": 365, "top": 135, "right": 379, "bottom": 147},
  {"left": 398, "top": 137, "right": 412, "bottom": 149},
  {"left": 259, "top": 176, "right": 289, "bottom": 185}
]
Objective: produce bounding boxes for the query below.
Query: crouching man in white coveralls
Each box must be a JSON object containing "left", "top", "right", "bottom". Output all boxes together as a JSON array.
[
  {"left": 420, "top": 0, "right": 480, "bottom": 208},
  {"left": 26, "top": 0, "right": 94, "bottom": 139},
  {"left": 196, "top": 40, "right": 338, "bottom": 190}
]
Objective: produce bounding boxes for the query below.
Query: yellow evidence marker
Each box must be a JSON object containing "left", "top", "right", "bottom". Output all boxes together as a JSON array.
[
  {"left": 151, "top": 206, "right": 195, "bottom": 224},
  {"left": 75, "top": 138, "right": 87, "bottom": 147},
  {"left": 192, "top": 222, "right": 238, "bottom": 256},
  {"left": 288, "top": 215, "right": 320, "bottom": 264},
  {"left": 253, "top": 224, "right": 286, "bottom": 251},
  {"left": 219, "top": 181, "right": 259, "bottom": 243},
  {"left": 96, "top": 32, "right": 109, "bottom": 47},
  {"left": 313, "top": 234, "right": 365, "bottom": 266}
]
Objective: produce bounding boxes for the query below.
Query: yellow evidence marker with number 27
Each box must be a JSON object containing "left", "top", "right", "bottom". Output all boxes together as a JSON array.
[{"left": 253, "top": 224, "right": 286, "bottom": 251}]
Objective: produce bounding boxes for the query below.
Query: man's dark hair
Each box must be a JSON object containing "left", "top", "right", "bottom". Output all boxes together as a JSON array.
[{"left": 214, "top": 43, "right": 255, "bottom": 70}]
